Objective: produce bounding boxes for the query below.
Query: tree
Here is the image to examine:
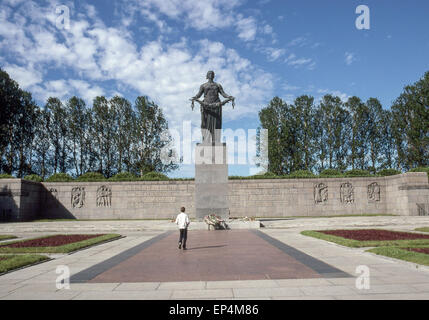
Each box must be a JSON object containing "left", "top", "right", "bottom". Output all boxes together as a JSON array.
[
  {"left": 316, "top": 95, "right": 350, "bottom": 171},
  {"left": 391, "top": 72, "right": 429, "bottom": 169},
  {"left": 66, "top": 96, "right": 89, "bottom": 177},
  {"left": 0, "top": 69, "right": 38, "bottom": 177},
  {"left": 110, "top": 96, "right": 135, "bottom": 174},
  {"left": 132, "top": 96, "right": 178, "bottom": 176},
  {"left": 90, "top": 96, "right": 116, "bottom": 177},
  {"left": 366, "top": 98, "right": 384, "bottom": 173},
  {"left": 32, "top": 106, "right": 52, "bottom": 179},
  {"left": 45, "top": 97, "right": 69, "bottom": 174},
  {"left": 292, "top": 95, "right": 316, "bottom": 171},
  {"left": 258, "top": 97, "right": 292, "bottom": 175}
]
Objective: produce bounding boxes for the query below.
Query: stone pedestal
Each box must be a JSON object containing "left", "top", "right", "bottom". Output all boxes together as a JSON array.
[{"left": 195, "top": 143, "right": 229, "bottom": 221}]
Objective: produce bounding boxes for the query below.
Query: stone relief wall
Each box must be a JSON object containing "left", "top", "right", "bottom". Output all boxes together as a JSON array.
[
  {"left": 368, "top": 182, "right": 381, "bottom": 202},
  {"left": 96, "top": 185, "right": 112, "bottom": 207},
  {"left": 340, "top": 183, "right": 354, "bottom": 204},
  {"left": 314, "top": 183, "right": 328, "bottom": 204},
  {"left": 71, "top": 187, "right": 85, "bottom": 208},
  {"left": 1, "top": 173, "right": 428, "bottom": 220}
]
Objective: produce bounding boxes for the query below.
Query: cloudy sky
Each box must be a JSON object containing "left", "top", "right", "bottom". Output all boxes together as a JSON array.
[{"left": 1, "top": 0, "right": 429, "bottom": 177}]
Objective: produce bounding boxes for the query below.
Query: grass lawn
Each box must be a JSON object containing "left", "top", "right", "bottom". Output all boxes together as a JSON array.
[
  {"left": 367, "top": 246, "right": 429, "bottom": 266},
  {"left": 0, "top": 234, "right": 122, "bottom": 253},
  {"left": 0, "top": 254, "right": 50, "bottom": 274},
  {"left": 415, "top": 227, "right": 429, "bottom": 233},
  {"left": 0, "top": 235, "right": 17, "bottom": 241},
  {"left": 301, "top": 230, "right": 429, "bottom": 248}
]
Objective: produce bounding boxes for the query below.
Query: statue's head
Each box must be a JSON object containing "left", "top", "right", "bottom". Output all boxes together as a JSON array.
[{"left": 206, "top": 71, "right": 215, "bottom": 80}]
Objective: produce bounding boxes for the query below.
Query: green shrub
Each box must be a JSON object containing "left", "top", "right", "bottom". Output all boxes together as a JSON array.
[
  {"left": 46, "top": 173, "right": 74, "bottom": 182},
  {"left": 109, "top": 172, "right": 139, "bottom": 181},
  {"left": 409, "top": 167, "right": 429, "bottom": 174},
  {"left": 23, "top": 174, "right": 43, "bottom": 182},
  {"left": 288, "top": 170, "right": 316, "bottom": 178},
  {"left": 76, "top": 172, "right": 106, "bottom": 182},
  {"left": 141, "top": 171, "right": 169, "bottom": 181},
  {"left": 377, "top": 169, "right": 402, "bottom": 176},
  {"left": 409, "top": 167, "right": 429, "bottom": 181},
  {"left": 344, "top": 169, "right": 371, "bottom": 177},
  {"left": 248, "top": 172, "right": 279, "bottom": 179},
  {"left": 0, "top": 174, "right": 14, "bottom": 179},
  {"left": 319, "top": 169, "right": 343, "bottom": 177}
]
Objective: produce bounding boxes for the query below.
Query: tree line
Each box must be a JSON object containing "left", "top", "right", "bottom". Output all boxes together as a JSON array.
[
  {"left": 258, "top": 71, "right": 429, "bottom": 175},
  {"left": 0, "top": 69, "right": 177, "bottom": 179},
  {"left": 1, "top": 68, "right": 428, "bottom": 179}
]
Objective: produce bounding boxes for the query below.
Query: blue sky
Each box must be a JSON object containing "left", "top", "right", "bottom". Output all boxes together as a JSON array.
[{"left": 1, "top": 0, "right": 429, "bottom": 177}]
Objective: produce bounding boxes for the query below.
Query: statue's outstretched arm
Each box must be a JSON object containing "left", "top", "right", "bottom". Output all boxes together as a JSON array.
[
  {"left": 218, "top": 84, "right": 234, "bottom": 99},
  {"left": 192, "top": 85, "right": 204, "bottom": 100}
]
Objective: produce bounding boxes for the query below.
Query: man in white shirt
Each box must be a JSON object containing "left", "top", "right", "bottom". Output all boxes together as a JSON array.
[{"left": 175, "top": 207, "right": 190, "bottom": 250}]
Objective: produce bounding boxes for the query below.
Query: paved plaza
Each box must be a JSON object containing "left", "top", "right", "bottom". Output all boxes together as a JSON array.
[{"left": 2, "top": 216, "right": 429, "bottom": 300}]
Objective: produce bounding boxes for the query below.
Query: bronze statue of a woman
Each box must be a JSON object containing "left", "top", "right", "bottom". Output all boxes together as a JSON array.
[{"left": 190, "top": 71, "right": 235, "bottom": 144}]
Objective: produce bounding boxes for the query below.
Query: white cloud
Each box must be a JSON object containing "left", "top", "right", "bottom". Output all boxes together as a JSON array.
[
  {"left": 345, "top": 52, "right": 356, "bottom": 66},
  {"left": 261, "top": 47, "right": 286, "bottom": 62},
  {"left": 283, "top": 82, "right": 300, "bottom": 91},
  {"left": 288, "top": 37, "right": 308, "bottom": 47},
  {"left": 284, "top": 53, "right": 315, "bottom": 70},
  {"left": 127, "top": 0, "right": 241, "bottom": 31},
  {"left": 235, "top": 16, "right": 257, "bottom": 42},
  {"left": 317, "top": 89, "right": 350, "bottom": 102},
  {"left": 0, "top": 0, "right": 274, "bottom": 132},
  {"left": 3, "top": 64, "right": 42, "bottom": 88}
]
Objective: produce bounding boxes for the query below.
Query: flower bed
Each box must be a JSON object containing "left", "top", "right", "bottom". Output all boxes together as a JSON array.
[
  {"left": 320, "top": 229, "right": 429, "bottom": 241},
  {"left": 0, "top": 234, "right": 122, "bottom": 253},
  {"left": 406, "top": 247, "right": 429, "bottom": 255},
  {"left": 0, "top": 234, "right": 103, "bottom": 248},
  {"left": 301, "top": 229, "right": 429, "bottom": 248}
]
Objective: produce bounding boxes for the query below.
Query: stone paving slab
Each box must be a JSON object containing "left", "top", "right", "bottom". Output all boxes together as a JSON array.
[
  {"left": 2, "top": 217, "right": 429, "bottom": 299},
  {"left": 73, "top": 230, "right": 347, "bottom": 283}
]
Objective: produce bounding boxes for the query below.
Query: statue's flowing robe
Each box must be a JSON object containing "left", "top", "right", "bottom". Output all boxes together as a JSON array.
[{"left": 193, "top": 82, "right": 230, "bottom": 144}]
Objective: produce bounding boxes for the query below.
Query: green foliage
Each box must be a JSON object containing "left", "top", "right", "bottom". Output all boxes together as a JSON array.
[
  {"left": 109, "top": 172, "right": 139, "bottom": 181},
  {"left": 23, "top": 174, "right": 43, "bottom": 182},
  {"left": 0, "top": 254, "right": 50, "bottom": 274},
  {"left": 367, "top": 247, "right": 429, "bottom": 267},
  {"left": 46, "top": 173, "right": 74, "bottom": 182},
  {"left": 0, "top": 235, "right": 17, "bottom": 241},
  {"left": 288, "top": 170, "right": 316, "bottom": 178},
  {"left": 377, "top": 169, "right": 402, "bottom": 176},
  {"left": 0, "top": 174, "right": 14, "bottom": 179},
  {"left": 391, "top": 72, "right": 429, "bottom": 170},
  {"left": 141, "top": 171, "right": 170, "bottom": 181},
  {"left": 248, "top": 172, "right": 279, "bottom": 179},
  {"left": 76, "top": 172, "right": 106, "bottom": 182},
  {"left": 409, "top": 167, "right": 429, "bottom": 181},
  {"left": 344, "top": 169, "right": 371, "bottom": 177},
  {"left": 319, "top": 169, "right": 343, "bottom": 177},
  {"left": 409, "top": 167, "right": 429, "bottom": 174}
]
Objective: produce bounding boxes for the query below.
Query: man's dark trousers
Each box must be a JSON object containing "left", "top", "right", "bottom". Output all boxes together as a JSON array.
[{"left": 179, "top": 228, "right": 188, "bottom": 249}]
